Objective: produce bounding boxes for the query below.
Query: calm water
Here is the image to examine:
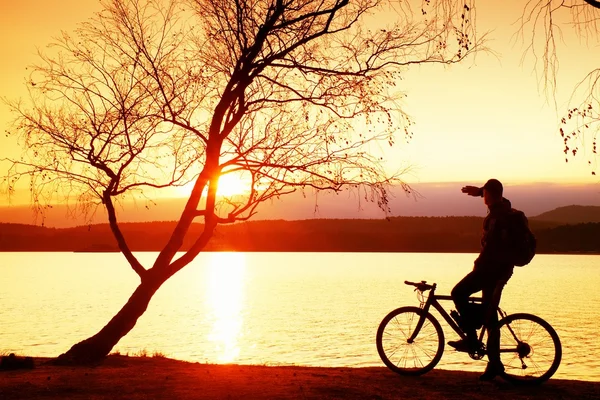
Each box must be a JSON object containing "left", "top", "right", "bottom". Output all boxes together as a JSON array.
[{"left": 1, "top": 252, "right": 598, "bottom": 381}]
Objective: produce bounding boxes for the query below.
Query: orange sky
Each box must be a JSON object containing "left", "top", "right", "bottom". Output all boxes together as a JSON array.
[
  {"left": 387, "top": 1, "right": 600, "bottom": 185},
  {"left": 0, "top": 1, "right": 598, "bottom": 208}
]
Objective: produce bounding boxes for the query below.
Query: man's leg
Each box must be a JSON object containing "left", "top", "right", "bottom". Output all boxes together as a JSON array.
[
  {"left": 449, "top": 270, "right": 485, "bottom": 351},
  {"left": 480, "top": 279, "right": 508, "bottom": 380}
]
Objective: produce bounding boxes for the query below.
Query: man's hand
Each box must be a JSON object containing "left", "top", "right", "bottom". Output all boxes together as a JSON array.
[{"left": 461, "top": 185, "right": 482, "bottom": 197}]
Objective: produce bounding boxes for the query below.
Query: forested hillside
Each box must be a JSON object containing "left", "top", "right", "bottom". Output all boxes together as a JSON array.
[
  {"left": 531, "top": 205, "right": 600, "bottom": 224},
  {"left": 1, "top": 216, "right": 598, "bottom": 253}
]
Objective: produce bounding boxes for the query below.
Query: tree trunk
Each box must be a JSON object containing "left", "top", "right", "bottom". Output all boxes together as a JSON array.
[
  {"left": 54, "top": 272, "right": 165, "bottom": 365},
  {"left": 54, "top": 166, "right": 219, "bottom": 365}
]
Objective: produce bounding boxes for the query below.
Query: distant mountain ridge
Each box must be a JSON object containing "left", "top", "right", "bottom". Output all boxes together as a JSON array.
[
  {"left": 1, "top": 210, "right": 599, "bottom": 254},
  {"left": 531, "top": 205, "right": 600, "bottom": 224}
]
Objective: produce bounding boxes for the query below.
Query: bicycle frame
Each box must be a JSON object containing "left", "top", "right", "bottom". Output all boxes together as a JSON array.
[{"left": 408, "top": 283, "right": 498, "bottom": 345}]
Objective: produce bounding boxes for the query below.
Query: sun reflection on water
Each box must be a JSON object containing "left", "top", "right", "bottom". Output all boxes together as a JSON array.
[{"left": 205, "top": 252, "right": 246, "bottom": 362}]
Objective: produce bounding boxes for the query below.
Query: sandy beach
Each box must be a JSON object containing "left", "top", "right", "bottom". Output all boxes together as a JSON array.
[{"left": 1, "top": 356, "right": 599, "bottom": 399}]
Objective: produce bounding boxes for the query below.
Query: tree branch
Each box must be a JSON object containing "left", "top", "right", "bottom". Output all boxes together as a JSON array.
[{"left": 103, "top": 189, "right": 146, "bottom": 278}]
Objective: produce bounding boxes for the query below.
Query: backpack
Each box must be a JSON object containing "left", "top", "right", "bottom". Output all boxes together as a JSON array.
[{"left": 507, "top": 209, "right": 536, "bottom": 267}]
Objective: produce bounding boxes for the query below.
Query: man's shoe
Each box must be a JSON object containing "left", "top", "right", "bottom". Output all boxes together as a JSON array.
[
  {"left": 448, "top": 339, "right": 478, "bottom": 353},
  {"left": 479, "top": 363, "right": 505, "bottom": 381}
]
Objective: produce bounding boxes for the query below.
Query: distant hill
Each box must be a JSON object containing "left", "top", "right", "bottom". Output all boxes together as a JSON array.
[
  {"left": 1, "top": 216, "right": 598, "bottom": 254},
  {"left": 531, "top": 205, "right": 600, "bottom": 224}
]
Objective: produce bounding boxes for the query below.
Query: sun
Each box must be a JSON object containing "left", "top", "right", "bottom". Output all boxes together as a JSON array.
[
  {"left": 172, "top": 172, "right": 250, "bottom": 198},
  {"left": 215, "top": 173, "right": 249, "bottom": 197}
]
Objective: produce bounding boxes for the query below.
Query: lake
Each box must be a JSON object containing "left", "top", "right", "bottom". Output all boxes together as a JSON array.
[{"left": 1, "top": 252, "right": 598, "bottom": 381}]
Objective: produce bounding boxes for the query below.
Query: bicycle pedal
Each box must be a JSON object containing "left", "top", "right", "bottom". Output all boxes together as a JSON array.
[{"left": 468, "top": 343, "right": 486, "bottom": 360}]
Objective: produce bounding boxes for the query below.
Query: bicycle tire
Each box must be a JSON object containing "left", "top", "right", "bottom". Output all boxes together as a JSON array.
[
  {"left": 496, "top": 313, "right": 562, "bottom": 385},
  {"left": 376, "top": 306, "right": 444, "bottom": 376}
]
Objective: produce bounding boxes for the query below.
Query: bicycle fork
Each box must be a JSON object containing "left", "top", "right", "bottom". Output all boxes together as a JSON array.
[
  {"left": 407, "top": 297, "right": 434, "bottom": 343},
  {"left": 497, "top": 309, "right": 530, "bottom": 370}
]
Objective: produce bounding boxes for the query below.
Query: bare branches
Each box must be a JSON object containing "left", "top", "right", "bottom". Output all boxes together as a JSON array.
[
  {"left": 516, "top": 1, "right": 600, "bottom": 173},
  {"left": 517, "top": 1, "right": 600, "bottom": 93},
  {"left": 560, "top": 68, "right": 600, "bottom": 175},
  {"left": 2, "top": 0, "right": 204, "bottom": 277},
  {"left": 3, "top": 0, "right": 482, "bottom": 275}
]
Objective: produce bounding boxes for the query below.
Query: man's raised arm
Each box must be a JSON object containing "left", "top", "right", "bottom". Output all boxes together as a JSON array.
[{"left": 461, "top": 185, "right": 483, "bottom": 197}]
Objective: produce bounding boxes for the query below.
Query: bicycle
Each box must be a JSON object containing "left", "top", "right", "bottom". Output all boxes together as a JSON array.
[{"left": 376, "top": 280, "right": 562, "bottom": 385}]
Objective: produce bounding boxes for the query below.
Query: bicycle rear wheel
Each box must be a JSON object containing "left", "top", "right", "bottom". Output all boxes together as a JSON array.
[
  {"left": 376, "top": 306, "right": 444, "bottom": 376},
  {"left": 497, "top": 313, "right": 562, "bottom": 385}
]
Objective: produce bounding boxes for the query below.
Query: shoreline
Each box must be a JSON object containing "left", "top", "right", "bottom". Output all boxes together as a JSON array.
[
  {"left": 1, "top": 356, "right": 599, "bottom": 400},
  {"left": 1, "top": 249, "right": 599, "bottom": 255}
]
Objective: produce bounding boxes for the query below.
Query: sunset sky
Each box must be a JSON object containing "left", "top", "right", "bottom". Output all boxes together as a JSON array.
[{"left": 1, "top": 0, "right": 599, "bottom": 221}]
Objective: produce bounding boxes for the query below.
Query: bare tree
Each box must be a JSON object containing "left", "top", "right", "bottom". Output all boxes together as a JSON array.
[
  {"left": 2, "top": 0, "right": 479, "bottom": 363},
  {"left": 517, "top": 1, "right": 600, "bottom": 175}
]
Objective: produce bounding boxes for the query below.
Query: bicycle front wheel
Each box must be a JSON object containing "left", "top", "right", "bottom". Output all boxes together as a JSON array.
[
  {"left": 376, "top": 306, "right": 444, "bottom": 376},
  {"left": 497, "top": 313, "right": 562, "bottom": 385}
]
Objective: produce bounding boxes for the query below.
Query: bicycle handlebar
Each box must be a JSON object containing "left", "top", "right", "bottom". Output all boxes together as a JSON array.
[{"left": 404, "top": 280, "right": 436, "bottom": 292}]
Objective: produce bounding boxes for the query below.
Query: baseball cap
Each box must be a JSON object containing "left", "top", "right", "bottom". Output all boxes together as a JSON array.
[{"left": 481, "top": 178, "right": 503, "bottom": 197}]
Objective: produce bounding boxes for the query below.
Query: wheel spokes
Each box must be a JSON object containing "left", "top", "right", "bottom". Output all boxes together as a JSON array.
[
  {"left": 378, "top": 309, "right": 442, "bottom": 373},
  {"left": 498, "top": 315, "right": 560, "bottom": 382}
]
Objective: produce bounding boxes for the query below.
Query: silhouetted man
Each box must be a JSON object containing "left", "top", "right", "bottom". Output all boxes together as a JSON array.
[{"left": 448, "top": 178, "right": 514, "bottom": 381}]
